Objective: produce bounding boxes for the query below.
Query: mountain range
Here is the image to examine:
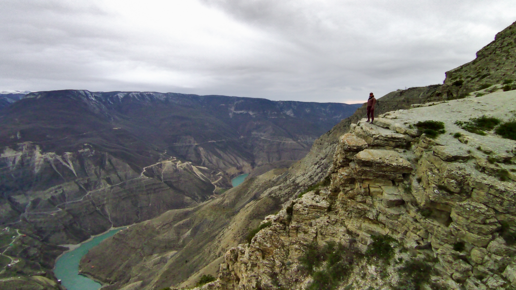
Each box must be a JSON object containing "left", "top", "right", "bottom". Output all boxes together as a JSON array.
[{"left": 0, "top": 90, "right": 359, "bottom": 288}]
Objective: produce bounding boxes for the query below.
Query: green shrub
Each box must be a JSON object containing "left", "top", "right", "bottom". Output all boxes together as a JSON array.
[
  {"left": 246, "top": 222, "right": 272, "bottom": 243},
  {"left": 495, "top": 121, "right": 516, "bottom": 140},
  {"left": 478, "top": 74, "right": 490, "bottom": 80},
  {"left": 478, "top": 83, "right": 492, "bottom": 90},
  {"left": 473, "top": 116, "right": 501, "bottom": 130},
  {"left": 394, "top": 260, "right": 433, "bottom": 290},
  {"left": 457, "top": 93, "right": 469, "bottom": 99},
  {"left": 420, "top": 208, "right": 432, "bottom": 218},
  {"left": 487, "top": 156, "right": 497, "bottom": 164},
  {"left": 497, "top": 169, "right": 510, "bottom": 182},
  {"left": 299, "top": 242, "right": 324, "bottom": 274},
  {"left": 452, "top": 80, "right": 463, "bottom": 86},
  {"left": 487, "top": 86, "right": 499, "bottom": 93},
  {"left": 415, "top": 121, "right": 445, "bottom": 139},
  {"left": 197, "top": 274, "right": 216, "bottom": 286},
  {"left": 416, "top": 120, "right": 445, "bottom": 131},
  {"left": 453, "top": 132, "right": 462, "bottom": 138},
  {"left": 453, "top": 242, "right": 465, "bottom": 252},
  {"left": 455, "top": 116, "right": 501, "bottom": 135},
  {"left": 503, "top": 85, "right": 514, "bottom": 91},
  {"left": 302, "top": 241, "right": 363, "bottom": 290},
  {"left": 503, "top": 79, "right": 514, "bottom": 84},
  {"left": 501, "top": 221, "right": 516, "bottom": 246},
  {"left": 365, "top": 235, "right": 397, "bottom": 262},
  {"left": 308, "top": 270, "right": 334, "bottom": 290}
]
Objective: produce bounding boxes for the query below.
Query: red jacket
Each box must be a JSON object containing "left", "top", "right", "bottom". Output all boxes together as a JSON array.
[{"left": 367, "top": 97, "right": 376, "bottom": 108}]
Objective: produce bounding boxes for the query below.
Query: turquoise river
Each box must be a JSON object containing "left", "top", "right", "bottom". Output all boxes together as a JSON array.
[
  {"left": 54, "top": 228, "right": 123, "bottom": 290},
  {"left": 53, "top": 173, "right": 249, "bottom": 289},
  {"left": 231, "top": 173, "right": 249, "bottom": 187}
]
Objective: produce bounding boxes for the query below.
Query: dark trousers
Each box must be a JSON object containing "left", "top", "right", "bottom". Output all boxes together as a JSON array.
[{"left": 367, "top": 106, "right": 374, "bottom": 121}]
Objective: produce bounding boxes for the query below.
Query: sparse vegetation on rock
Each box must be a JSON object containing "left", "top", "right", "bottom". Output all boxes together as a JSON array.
[
  {"left": 495, "top": 121, "right": 516, "bottom": 140},
  {"left": 500, "top": 221, "right": 516, "bottom": 246},
  {"left": 300, "top": 241, "right": 363, "bottom": 290},
  {"left": 415, "top": 120, "right": 445, "bottom": 139},
  {"left": 394, "top": 260, "right": 435, "bottom": 290},
  {"left": 455, "top": 116, "right": 501, "bottom": 135},
  {"left": 197, "top": 274, "right": 216, "bottom": 287},
  {"left": 365, "top": 235, "right": 397, "bottom": 262},
  {"left": 246, "top": 222, "right": 272, "bottom": 243}
]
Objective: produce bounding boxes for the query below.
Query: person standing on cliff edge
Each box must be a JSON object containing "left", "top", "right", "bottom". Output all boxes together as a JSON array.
[{"left": 366, "top": 92, "right": 376, "bottom": 123}]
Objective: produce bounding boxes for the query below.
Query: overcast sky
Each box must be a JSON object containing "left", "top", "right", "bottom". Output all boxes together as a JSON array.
[{"left": 1, "top": 0, "right": 515, "bottom": 103}]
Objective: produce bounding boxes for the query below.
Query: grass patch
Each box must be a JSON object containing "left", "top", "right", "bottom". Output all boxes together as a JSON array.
[
  {"left": 478, "top": 83, "right": 492, "bottom": 90},
  {"left": 503, "top": 79, "right": 514, "bottom": 84},
  {"left": 495, "top": 121, "right": 516, "bottom": 140},
  {"left": 365, "top": 234, "right": 397, "bottom": 262},
  {"left": 246, "top": 221, "right": 272, "bottom": 243},
  {"left": 503, "top": 85, "right": 515, "bottom": 91},
  {"left": 197, "top": 274, "right": 216, "bottom": 287},
  {"left": 415, "top": 121, "right": 445, "bottom": 139},
  {"left": 453, "top": 132, "right": 462, "bottom": 138},
  {"left": 300, "top": 241, "right": 363, "bottom": 290},
  {"left": 486, "top": 86, "right": 499, "bottom": 93},
  {"left": 455, "top": 116, "right": 501, "bottom": 135},
  {"left": 478, "top": 74, "right": 490, "bottom": 80},
  {"left": 394, "top": 260, "right": 434, "bottom": 290}
]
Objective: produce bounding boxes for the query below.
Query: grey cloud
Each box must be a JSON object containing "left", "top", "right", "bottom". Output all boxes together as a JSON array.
[{"left": 0, "top": 0, "right": 515, "bottom": 103}]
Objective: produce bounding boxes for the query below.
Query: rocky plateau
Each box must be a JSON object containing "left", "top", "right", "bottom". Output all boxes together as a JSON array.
[{"left": 202, "top": 90, "right": 516, "bottom": 290}]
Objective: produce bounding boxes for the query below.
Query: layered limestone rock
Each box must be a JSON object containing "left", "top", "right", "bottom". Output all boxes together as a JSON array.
[
  {"left": 0, "top": 144, "right": 220, "bottom": 245},
  {"left": 201, "top": 91, "right": 516, "bottom": 289},
  {"left": 0, "top": 143, "right": 224, "bottom": 287}
]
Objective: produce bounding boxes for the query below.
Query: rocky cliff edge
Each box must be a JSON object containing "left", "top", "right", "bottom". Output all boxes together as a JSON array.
[{"left": 198, "top": 89, "right": 516, "bottom": 290}]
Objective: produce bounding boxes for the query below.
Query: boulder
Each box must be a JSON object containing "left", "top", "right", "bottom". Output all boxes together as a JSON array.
[
  {"left": 339, "top": 133, "right": 368, "bottom": 152},
  {"left": 354, "top": 149, "right": 413, "bottom": 173},
  {"left": 433, "top": 145, "right": 472, "bottom": 162},
  {"left": 353, "top": 122, "right": 412, "bottom": 148}
]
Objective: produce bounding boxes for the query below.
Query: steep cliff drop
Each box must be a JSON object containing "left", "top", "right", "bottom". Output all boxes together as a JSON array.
[{"left": 207, "top": 88, "right": 516, "bottom": 290}]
